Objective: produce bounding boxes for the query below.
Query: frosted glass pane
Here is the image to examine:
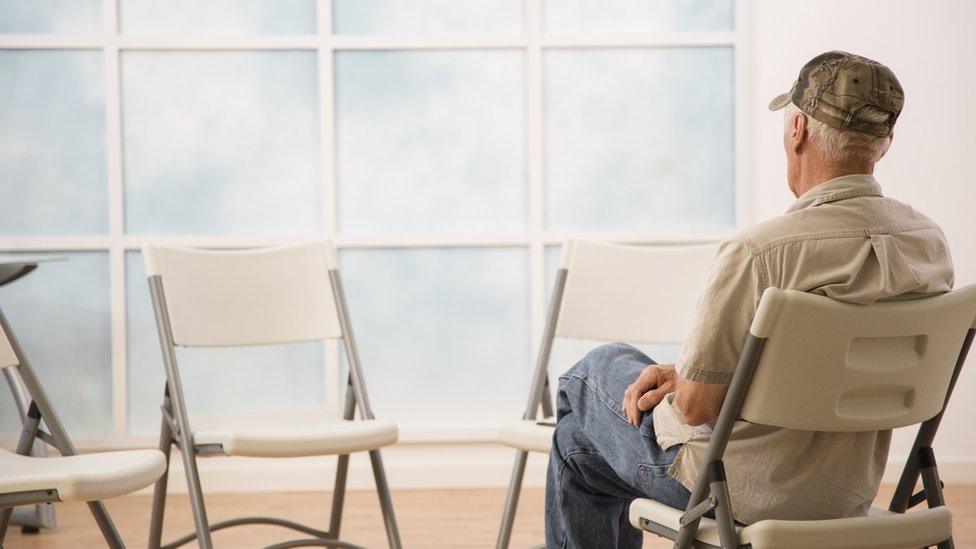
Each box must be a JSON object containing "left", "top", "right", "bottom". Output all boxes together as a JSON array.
[
  {"left": 0, "top": 50, "right": 106, "bottom": 235},
  {"left": 333, "top": 0, "right": 522, "bottom": 35},
  {"left": 0, "top": 0, "right": 102, "bottom": 33},
  {"left": 0, "top": 253, "right": 111, "bottom": 437},
  {"left": 126, "top": 252, "right": 326, "bottom": 435},
  {"left": 122, "top": 51, "right": 321, "bottom": 234},
  {"left": 120, "top": 0, "right": 316, "bottom": 35},
  {"left": 340, "top": 248, "right": 530, "bottom": 425},
  {"left": 544, "top": 0, "right": 733, "bottom": 33},
  {"left": 545, "top": 48, "right": 734, "bottom": 231},
  {"left": 336, "top": 51, "right": 525, "bottom": 234}
]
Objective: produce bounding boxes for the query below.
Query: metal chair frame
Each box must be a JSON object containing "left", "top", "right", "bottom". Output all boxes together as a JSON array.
[
  {"left": 494, "top": 267, "right": 561, "bottom": 549},
  {"left": 635, "top": 299, "right": 976, "bottom": 549},
  {"left": 0, "top": 259, "right": 58, "bottom": 534},
  {"left": 496, "top": 240, "right": 717, "bottom": 548},
  {"left": 0, "top": 306, "right": 125, "bottom": 548},
  {"left": 146, "top": 259, "right": 401, "bottom": 549}
]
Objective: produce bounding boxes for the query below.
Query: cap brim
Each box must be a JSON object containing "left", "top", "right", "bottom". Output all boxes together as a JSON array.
[{"left": 768, "top": 92, "right": 791, "bottom": 111}]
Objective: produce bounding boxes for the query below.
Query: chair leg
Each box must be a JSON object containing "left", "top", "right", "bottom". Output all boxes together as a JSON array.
[
  {"left": 0, "top": 507, "right": 13, "bottom": 542},
  {"left": 0, "top": 401, "right": 42, "bottom": 543},
  {"left": 496, "top": 450, "right": 528, "bottom": 549},
  {"left": 87, "top": 501, "right": 125, "bottom": 549},
  {"left": 0, "top": 502, "right": 113, "bottom": 546},
  {"left": 328, "top": 454, "right": 350, "bottom": 539},
  {"left": 918, "top": 447, "right": 953, "bottom": 549},
  {"left": 180, "top": 447, "right": 213, "bottom": 549},
  {"left": 149, "top": 398, "right": 175, "bottom": 549},
  {"left": 368, "top": 450, "right": 402, "bottom": 549},
  {"left": 164, "top": 381, "right": 213, "bottom": 549},
  {"left": 707, "top": 461, "right": 738, "bottom": 549}
]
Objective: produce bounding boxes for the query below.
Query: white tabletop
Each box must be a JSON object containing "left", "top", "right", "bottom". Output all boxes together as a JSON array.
[
  {"left": 0, "top": 255, "right": 66, "bottom": 266},
  {"left": 0, "top": 255, "right": 66, "bottom": 287}
]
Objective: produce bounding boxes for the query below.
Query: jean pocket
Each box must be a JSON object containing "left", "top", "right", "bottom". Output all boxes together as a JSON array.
[{"left": 635, "top": 462, "right": 672, "bottom": 494}]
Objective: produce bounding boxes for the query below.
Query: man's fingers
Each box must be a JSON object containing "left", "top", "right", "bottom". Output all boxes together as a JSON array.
[
  {"left": 622, "top": 385, "right": 642, "bottom": 427},
  {"left": 623, "top": 387, "right": 638, "bottom": 427},
  {"left": 622, "top": 365, "right": 669, "bottom": 428},
  {"left": 637, "top": 384, "right": 674, "bottom": 412},
  {"left": 632, "top": 366, "right": 660, "bottom": 394}
]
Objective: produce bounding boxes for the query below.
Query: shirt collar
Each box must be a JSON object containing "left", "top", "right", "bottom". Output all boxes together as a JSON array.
[{"left": 786, "top": 174, "right": 883, "bottom": 213}]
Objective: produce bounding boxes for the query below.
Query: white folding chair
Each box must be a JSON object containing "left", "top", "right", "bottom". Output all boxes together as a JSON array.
[
  {"left": 495, "top": 239, "right": 720, "bottom": 548},
  {"left": 143, "top": 241, "right": 401, "bottom": 549},
  {"left": 0, "top": 301, "right": 166, "bottom": 548},
  {"left": 631, "top": 285, "right": 976, "bottom": 549}
]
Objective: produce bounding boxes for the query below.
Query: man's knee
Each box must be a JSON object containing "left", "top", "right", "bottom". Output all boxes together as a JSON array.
[
  {"left": 565, "top": 342, "right": 643, "bottom": 379},
  {"left": 551, "top": 412, "right": 586, "bottom": 464}
]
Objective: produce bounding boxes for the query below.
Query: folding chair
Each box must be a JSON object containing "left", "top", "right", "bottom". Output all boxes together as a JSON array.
[
  {"left": 495, "top": 239, "right": 720, "bottom": 548},
  {"left": 143, "top": 241, "right": 401, "bottom": 549},
  {"left": 0, "top": 300, "right": 166, "bottom": 548},
  {"left": 630, "top": 285, "right": 976, "bottom": 549},
  {"left": 4, "top": 356, "right": 56, "bottom": 532}
]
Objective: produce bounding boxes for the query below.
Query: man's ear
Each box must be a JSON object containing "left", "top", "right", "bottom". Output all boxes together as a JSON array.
[{"left": 790, "top": 112, "right": 807, "bottom": 153}]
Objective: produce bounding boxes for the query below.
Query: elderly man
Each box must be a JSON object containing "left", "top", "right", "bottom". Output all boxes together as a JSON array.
[{"left": 545, "top": 51, "right": 954, "bottom": 547}]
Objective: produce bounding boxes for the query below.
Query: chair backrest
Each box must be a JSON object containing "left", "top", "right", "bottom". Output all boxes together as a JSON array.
[
  {"left": 740, "top": 285, "right": 976, "bottom": 431},
  {"left": 143, "top": 241, "right": 343, "bottom": 347},
  {"left": 554, "top": 240, "right": 720, "bottom": 344}
]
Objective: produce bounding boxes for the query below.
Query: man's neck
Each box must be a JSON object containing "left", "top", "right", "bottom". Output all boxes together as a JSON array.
[{"left": 795, "top": 161, "right": 874, "bottom": 197}]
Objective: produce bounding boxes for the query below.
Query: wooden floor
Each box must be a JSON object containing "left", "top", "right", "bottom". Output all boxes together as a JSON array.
[{"left": 4, "top": 485, "right": 974, "bottom": 548}]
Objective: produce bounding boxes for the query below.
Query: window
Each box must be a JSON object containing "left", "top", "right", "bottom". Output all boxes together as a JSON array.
[
  {"left": 121, "top": 50, "right": 322, "bottom": 235},
  {"left": 0, "top": 0, "right": 743, "bottom": 445},
  {"left": 0, "top": 50, "right": 107, "bottom": 235}
]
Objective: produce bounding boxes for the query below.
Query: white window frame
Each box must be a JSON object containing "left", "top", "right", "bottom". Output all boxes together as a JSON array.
[{"left": 0, "top": 0, "right": 751, "bottom": 449}]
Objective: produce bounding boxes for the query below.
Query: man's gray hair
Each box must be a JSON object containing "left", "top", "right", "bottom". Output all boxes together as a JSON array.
[{"left": 784, "top": 102, "right": 892, "bottom": 164}]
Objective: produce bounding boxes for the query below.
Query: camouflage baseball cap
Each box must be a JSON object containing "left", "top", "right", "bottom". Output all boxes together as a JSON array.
[{"left": 768, "top": 51, "right": 904, "bottom": 138}]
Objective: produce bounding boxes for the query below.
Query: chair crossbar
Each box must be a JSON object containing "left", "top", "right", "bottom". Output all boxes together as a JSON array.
[
  {"left": 638, "top": 518, "right": 725, "bottom": 549},
  {"left": 679, "top": 496, "right": 716, "bottom": 526},
  {"left": 193, "top": 444, "right": 225, "bottom": 457},
  {"left": 160, "top": 405, "right": 180, "bottom": 437},
  {"left": 0, "top": 489, "right": 60, "bottom": 510},
  {"left": 908, "top": 489, "right": 929, "bottom": 509},
  {"left": 160, "top": 516, "right": 345, "bottom": 549},
  {"left": 265, "top": 539, "right": 367, "bottom": 549},
  {"left": 33, "top": 429, "right": 57, "bottom": 449}
]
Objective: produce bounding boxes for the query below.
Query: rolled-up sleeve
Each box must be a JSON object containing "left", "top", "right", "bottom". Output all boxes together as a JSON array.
[{"left": 677, "top": 237, "right": 766, "bottom": 384}]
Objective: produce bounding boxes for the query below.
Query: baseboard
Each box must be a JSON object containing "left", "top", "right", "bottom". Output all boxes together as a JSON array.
[
  {"left": 146, "top": 443, "right": 976, "bottom": 495},
  {"left": 882, "top": 454, "right": 976, "bottom": 484}
]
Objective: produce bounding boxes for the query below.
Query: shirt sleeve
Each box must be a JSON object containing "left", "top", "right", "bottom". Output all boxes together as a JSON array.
[{"left": 677, "top": 236, "right": 766, "bottom": 384}]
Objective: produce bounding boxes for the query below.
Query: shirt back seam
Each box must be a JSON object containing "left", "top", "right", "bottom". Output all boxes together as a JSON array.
[{"left": 749, "top": 223, "right": 940, "bottom": 255}]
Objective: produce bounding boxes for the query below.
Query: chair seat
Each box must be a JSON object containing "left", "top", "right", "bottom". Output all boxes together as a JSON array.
[
  {"left": 190, "top": 408, "right": 398, "bottom": 458},
  {"left": 0, "top": 448, "right": 165, "bottom": 503},
  {"left": 629, "top": 498, "right": 953, "bottom": 549},
  {"left": 498, "top": 419, "right": 554, "bottom": 453}
]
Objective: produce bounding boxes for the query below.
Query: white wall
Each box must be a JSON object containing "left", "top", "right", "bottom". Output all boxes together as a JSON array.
[{"left": 749, "top": 0, "right": 976, "bottom": 462}]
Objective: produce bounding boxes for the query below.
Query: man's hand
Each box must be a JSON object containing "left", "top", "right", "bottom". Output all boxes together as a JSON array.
[{"left": 622, "top": 364, "right": 677, "bottom": 427}]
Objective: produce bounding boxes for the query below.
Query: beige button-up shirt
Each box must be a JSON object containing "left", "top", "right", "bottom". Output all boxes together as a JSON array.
[{"left": 652, "top": 174, "right": 954, "bottom": 524}]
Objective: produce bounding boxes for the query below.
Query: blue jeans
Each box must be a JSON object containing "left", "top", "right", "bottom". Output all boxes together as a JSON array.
[{"left": 546, "top": 343, "right": 691, "bottom": 548}]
